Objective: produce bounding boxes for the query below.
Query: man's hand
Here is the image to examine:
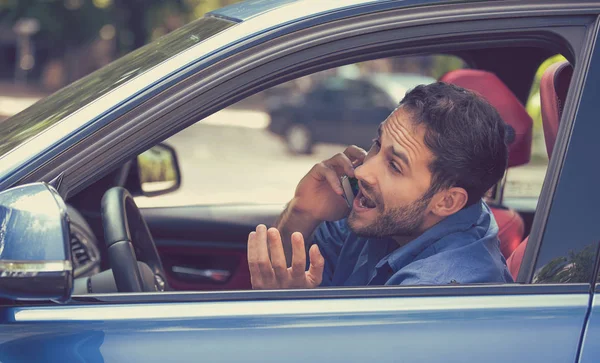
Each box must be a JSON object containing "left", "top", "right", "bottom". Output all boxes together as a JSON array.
[
  {"left": 291, "top": 145, "right": 367, "bottom": 222},
  {"left": 248, "top": 224, "right": 324, "bottom": 290}
]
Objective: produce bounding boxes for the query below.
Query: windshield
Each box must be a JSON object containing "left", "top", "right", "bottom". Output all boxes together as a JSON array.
[{"left": 0, "top": 16, "right": 234, "bottom": 158}]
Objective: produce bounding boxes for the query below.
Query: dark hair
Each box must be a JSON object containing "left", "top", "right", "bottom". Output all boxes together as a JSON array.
[{"left": 399, "top": 82, "right": 508, "bottom": 206}]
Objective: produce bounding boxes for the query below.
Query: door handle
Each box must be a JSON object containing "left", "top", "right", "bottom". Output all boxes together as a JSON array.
[{"left": 171, "top": 266, "right": 231, "bottom": 283}]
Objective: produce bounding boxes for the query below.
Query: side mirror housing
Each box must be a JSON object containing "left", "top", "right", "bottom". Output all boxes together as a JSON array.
[
  {"left": 0, "top": 183, "right": 72, "bottom": 302},
  {"left": 136, "top": 143, "right": 181, "bottom": 197}
]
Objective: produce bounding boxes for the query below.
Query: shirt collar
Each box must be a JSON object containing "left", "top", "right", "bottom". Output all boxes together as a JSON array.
[{"left": 380, "top": 199, "right": 488, "bottom": 272}]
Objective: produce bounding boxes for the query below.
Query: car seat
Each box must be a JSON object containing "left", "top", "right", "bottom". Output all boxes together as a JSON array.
[{"left": 440, "top": 69, "right": 533, "bottom": 259}]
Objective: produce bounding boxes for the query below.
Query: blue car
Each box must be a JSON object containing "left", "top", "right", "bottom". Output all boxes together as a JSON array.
[{"left": 1, "top": 0, "right": 600, "bottom": 361}]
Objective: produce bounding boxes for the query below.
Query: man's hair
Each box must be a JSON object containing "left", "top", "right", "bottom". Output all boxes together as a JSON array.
[{"left": 399, "top": 82, "right": 508, "bottom": 207}]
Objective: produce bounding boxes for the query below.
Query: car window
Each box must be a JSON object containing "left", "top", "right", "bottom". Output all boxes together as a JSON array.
[{"left": 134, "top": 54, "right": 464, "bottom": 208}]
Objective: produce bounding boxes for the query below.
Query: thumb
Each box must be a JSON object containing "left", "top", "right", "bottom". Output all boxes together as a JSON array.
[{"left": 306, "top": 244, "right": 325, "bottom": 287}]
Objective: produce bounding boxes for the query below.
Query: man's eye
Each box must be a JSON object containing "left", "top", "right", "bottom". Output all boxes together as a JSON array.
[{"left": 389, "top": 161, "right": 402, "bottom": 174}]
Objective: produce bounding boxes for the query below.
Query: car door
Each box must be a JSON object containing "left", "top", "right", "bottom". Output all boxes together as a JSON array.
[
  {"left": 140, "top": 204, "right": 282, "bottom": 291},
  {"left": 579, "top": 283, "right": 600, "bottom": 363},
  {"left": 0, "top": 2, "right": 599, "bottom": 362},
  {"left": 0, "top": 286, "right": 591, "bottom": 363}
]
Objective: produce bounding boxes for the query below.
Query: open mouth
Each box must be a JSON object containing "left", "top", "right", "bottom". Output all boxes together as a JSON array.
[{"left": 355, "top": 189, "right": 377, "bottom": 209}]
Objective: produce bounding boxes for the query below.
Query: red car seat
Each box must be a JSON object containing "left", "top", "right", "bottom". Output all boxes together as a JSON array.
[
  {"left": 440, "top": 70, "right": 533, "bottom": 259},
  {"left": 506, "top": 61, "right": 573, "bottom": 280},
  {"left": 541, "top": 62, "right": 574, "bottom": 158}
]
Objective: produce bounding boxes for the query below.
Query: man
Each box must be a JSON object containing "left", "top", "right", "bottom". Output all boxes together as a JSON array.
[{"left": 248, "top": 82, "right": 513, "bottom": 289}]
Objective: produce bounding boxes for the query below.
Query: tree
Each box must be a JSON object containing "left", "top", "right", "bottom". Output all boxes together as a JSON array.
[{"left": 0, "top": 0, "right": 243, "bottom": 85}]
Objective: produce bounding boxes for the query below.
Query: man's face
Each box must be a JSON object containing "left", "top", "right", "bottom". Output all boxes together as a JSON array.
[{"left": 347, "top": 107, "right": 436, "bottom": 239}]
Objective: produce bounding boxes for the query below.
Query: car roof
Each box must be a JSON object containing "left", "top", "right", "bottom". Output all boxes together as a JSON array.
[{"left": 209, "top": 0, "right": 472, "bottom": 22}]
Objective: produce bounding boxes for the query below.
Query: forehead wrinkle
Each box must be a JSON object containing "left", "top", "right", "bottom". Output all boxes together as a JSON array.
[
  {"left": 387, "top": 109, "right": 426, "bottom": 152},
  {"left": 382, "top": 116, "right": 423, "bottom": 166}
]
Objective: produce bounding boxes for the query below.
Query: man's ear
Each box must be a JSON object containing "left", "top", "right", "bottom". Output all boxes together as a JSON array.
[{"left": 431, "top": 187, "right": 468, "bottom": 217}]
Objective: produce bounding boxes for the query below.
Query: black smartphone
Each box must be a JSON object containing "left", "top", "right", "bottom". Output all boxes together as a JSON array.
[{"left": 341, "top": 175, "right": 359, "bottom": 208}]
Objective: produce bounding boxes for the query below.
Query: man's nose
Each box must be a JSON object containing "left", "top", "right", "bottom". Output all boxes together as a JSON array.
[{"left": 354, "top": 156, "right": 377, "bottom": 186}]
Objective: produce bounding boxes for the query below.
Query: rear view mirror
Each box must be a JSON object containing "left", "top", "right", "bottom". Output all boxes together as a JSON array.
[
  {"left": 0, "top": 183, "right": 72, "bottom": 302},
  {"left": 137, "top": 143, "right": 181, "bottom": 197}
]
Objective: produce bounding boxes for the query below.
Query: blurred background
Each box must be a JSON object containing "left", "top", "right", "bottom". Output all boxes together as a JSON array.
[
  {"left": 0, "top": 0, "right": 242, "bottom": 116},
  {"left": 0, "top": 0, "right": 556, "bottom": 208}
]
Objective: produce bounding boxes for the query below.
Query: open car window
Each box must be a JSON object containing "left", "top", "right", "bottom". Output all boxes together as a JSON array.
[{"left": 128, "top": 51, "right": 554, "bottom": 291}]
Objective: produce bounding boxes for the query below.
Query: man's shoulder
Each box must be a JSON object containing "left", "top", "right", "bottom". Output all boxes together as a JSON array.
[
  {"left": 386, "top": 210, "right": 513, "bottom": 285},
  {"left": 390, "top": 240, "right": 512, "bottom": 285}
]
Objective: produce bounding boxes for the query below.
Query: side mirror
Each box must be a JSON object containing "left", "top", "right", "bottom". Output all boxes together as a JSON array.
[
  {"left": 0, "top": 183, "right": 72, "bottom": 302},
  {"left": 137, "top": 143, "right": 181, "bottom": 197}
]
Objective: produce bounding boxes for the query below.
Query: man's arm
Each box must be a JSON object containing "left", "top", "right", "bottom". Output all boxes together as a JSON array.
[
  {"left": 247, "top": 145, "right": 366, "bottom": 289},
  {"left": 275, "top": 199, "right": 322, "bottom": 267}
]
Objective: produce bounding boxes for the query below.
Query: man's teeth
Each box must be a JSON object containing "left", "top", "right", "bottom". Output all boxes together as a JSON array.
[{"left": 360, "top": 196, "right": 376, "bottom": 209}]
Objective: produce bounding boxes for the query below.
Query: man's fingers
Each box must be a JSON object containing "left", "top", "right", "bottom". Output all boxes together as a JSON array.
[
  {"left": 306, "top": 244, "right": 325, "bottom": 287},
  {"left": 267, "top": 227, "right": 288, "bottom": 282},
  {"left": 290, "top": 232, "right": 307, "bottom": 279},
  {"left": 314, "top": 163, "right": 344, "bottom": 195},
  {"left": 247, "top": 231, "right": 261, "bottom": 274},
  {"left": 255, "top": 224, "right": 275, "bottom": 281},
  {"left": 343, "top": 145, "right": 367, "bottom": 166},
  {"left": 326, "top": 152, "right": 356, "bottom": 178}
]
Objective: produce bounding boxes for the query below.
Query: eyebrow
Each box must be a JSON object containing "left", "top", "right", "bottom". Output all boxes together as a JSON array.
[
  {"left": 378, "top": 123, "right": 411, "bottom": 168},
  {"left": 391, "top": 146, "right": 411, "bottom": 168}
]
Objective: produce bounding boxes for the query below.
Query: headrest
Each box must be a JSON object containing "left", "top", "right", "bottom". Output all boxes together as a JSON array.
[
  {"left": 540, "top": 61, "right": 573, "bottom": 158},
  {"left": 440, "top": 69, "right": 533, "bottom": 168}
]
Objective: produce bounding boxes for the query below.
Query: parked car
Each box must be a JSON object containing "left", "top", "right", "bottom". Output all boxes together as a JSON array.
[
  {"left": 267, "top": 76, "right": 397, "bottom": 153},
  {"left": 1, "top": 0, "right": 600, "bottom": 362},
  {"left": 267, "top": 73, "right": 436, "bottom": 154}
]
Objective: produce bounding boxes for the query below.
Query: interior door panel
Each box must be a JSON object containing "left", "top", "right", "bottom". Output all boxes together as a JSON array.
[
  {"left": 141, "top": 204, "right": 285, "bottom": 291},
  {"left": 159, "top": 244, "right": 251, "bottom": 290}
]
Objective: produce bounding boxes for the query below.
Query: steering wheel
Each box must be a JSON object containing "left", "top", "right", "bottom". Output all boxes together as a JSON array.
[{"left": 101, "top": 187, "right": 169, "bottom": 292}]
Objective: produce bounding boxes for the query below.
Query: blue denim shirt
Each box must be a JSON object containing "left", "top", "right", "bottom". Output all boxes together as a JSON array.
[{"left": 310, "top": 200, "right": 513, "bottom": 286}]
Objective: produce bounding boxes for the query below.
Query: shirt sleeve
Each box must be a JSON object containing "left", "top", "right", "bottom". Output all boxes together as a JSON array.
[{"left": 309, "top": 219, "right": 350, "bottom": 286}]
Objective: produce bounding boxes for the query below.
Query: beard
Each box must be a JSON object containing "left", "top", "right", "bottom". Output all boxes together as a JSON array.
[{"left": 347, "top": 185, "right": 433, "bottom": 239}]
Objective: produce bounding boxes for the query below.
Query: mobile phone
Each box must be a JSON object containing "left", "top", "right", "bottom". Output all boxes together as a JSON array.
[{"left": 341, "top": 176, "right": 359, "bottom": 208}]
